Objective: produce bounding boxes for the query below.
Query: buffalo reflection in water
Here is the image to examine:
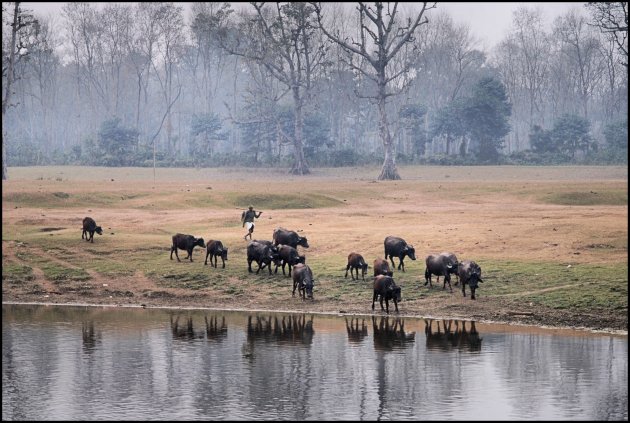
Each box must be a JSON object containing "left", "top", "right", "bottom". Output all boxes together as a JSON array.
[
  {"left": 170, "top": 314, "right": 205, "bottom": 341},
  {"left": 204, "top": 314, "right": 228, "bottom": 342},
  {"left": 81, "top": 321, "right": 101, "bottom": 353},
  {"left": 246, "top": 314, "right": 315, "bottom": 346},
  {"left": 345, "top": 317, "right": 368, "bottom": 344},
  {"left": 372, "top": 316, "right": 416, "bottom": 351},
  {"left": 424, "top": 319, "right": 482, "bottom": 352}
]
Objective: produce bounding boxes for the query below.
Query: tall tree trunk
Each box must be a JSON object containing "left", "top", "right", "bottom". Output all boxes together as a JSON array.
[
  {"left": 2, "top": 2, "right": 20, "bottom": 180},
  {"left": 377, "top": 82, "right": 400, "bottom": 181},
  {"left": 289, "top": 87, "right": 309, "bottom": 175}
]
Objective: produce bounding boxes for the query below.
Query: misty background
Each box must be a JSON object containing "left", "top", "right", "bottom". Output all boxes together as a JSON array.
[{"left": 2, "top": 2, "right": 628, "bottom": 177}]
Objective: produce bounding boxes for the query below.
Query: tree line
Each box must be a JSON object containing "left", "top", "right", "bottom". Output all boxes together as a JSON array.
[{"left": 2, "top": 2, "right": 628, "bottom": 180}]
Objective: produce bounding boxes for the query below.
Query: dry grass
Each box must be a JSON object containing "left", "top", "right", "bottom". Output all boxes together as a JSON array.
[{"left": 2, "top": 165, "right": 628, "bottom": 332}]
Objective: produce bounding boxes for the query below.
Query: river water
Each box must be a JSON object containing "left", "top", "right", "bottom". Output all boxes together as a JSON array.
[{"left": 2, "top": 304, "right": 627, "bottom": 420}]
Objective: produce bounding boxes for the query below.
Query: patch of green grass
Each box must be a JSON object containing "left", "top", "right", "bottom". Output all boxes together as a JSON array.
[
  {"left": 2, "top": 263, "right": 35, "bottom": 284},
  {"left": 3, "top": 191, "right": 152, "bottom": 209},
  {"left": 541, "top": 189, "right": 627, "bottom": 206},
  {"left": 40, "top": 263, "right": 91, "bottom": 282},
  {"left": 473, "top": 260, "right": 627, "bottom": 311},
  {"left": 229, "top": 193, "right": 344, "bottom": 209},
  {"left": 149, "top": 271, "right": 212, "bottom": 290}
]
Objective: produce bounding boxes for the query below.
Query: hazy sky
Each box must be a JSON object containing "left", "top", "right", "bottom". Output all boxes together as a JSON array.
[{"left": 22, "top": 2, "right": 587, "bottom": 50}]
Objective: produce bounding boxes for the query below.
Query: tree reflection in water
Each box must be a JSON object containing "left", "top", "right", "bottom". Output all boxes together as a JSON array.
[
  {"left": 372, "top": 316, "right": 416, "bottom": 352},
  {"left": 424, "top": 319, "right": 482, "bottom": 352},
  {"left": 345, "top": 317, "right": 368, "bottom": 344}
]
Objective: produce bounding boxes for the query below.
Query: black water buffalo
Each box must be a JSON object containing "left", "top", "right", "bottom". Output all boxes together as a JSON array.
[
  {"left": 373, "top": 257, "right": 393, "bottom": 277},
  {"left": 274, "top": 244, "right": 301, "bottom": 276},
  {"left": 82, "top": 217, "right": 103, "bottom": 243},
  {"left": 458, "top": 260, "right": 484, "bottom": 300},
  {"left": 436, "top": 252, "right": 460, "bottom": 285},
  {"left": 272, "top": 227, "right": 309, "bottom": 249},
  {"left": 204, "top": 240, "right": 228, "bottom": 268},
  {"left": 252, "top": 240, "right": 281, "bottom": 262},
  {"left": 424, "top": 252, "right": 459, "bottom": 292},
  {"left": 384, "top": 236, "right": 416, "bottom": 272},
  {"left": 372, "top": 275, "right": 402, "bottom": 314},
  {"left": 170, "top": 233, "right": 205, "bottom": 262},
  {"left": 247, "top": 241, "right": 275, "bottom": 274},
  {"left": 292, "top": 263, "right": 314, "bottom": 300},
  {"left": 345, "top": 252, "right": 369, "bottom": 281}
]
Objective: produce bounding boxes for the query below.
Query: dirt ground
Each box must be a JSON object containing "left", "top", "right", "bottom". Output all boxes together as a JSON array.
[{"left": 2, "top": 165, "right": 628, "bottom": 334}]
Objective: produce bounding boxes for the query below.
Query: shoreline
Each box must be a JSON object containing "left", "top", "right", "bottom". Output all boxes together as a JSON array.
[{"left": 4, "top": 300, "right": 627, "bottom": 337}]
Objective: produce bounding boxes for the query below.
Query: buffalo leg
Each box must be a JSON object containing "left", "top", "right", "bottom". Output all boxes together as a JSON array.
[
  {"left": 204, "top": 251, "right": 210, "bottom": 265},
  {"left": 345, "top": 265, "right": 350, "bottom": 279},
  {"left": 372, "top": 292, "right": 377, "bottom": 310}
]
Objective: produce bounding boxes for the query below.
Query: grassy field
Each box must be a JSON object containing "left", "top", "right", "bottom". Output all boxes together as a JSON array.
[{"left": 2, "top": 165, "right": 628, "bottom": 332}]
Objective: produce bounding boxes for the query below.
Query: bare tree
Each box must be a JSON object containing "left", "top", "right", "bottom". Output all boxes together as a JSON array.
[
  {"left": 585, "top": 2, "right": 628, "bottom": 67},
  {"left": 2, "top": 1, "right": 38, "bottom": 180},
  {"left": 554, "top": 9, "right": 606, "bottom": 120},
  {"left": 211, "top": 3, "right": 329, "bottom": 175},
  {"left": 151, "top": 2, "right": 185, "bottom": 156},
  {"left": 494, "top": 7, "right": 551, "bottom": 151},
  {"left": 314, "top": 2, "right": 436, "bottom": 180}
]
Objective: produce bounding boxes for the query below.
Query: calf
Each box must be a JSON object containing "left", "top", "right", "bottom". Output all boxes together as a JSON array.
[
  {"left": 372, "top": 275, "right": 402, "bottom": 314},
  {"left": 204, "top": 240, "right": 228, "bottom": 268},
  {"left": 274, "top": 244, "right": 302, "bottom": 277},
  {"left": 373, "top": 257, "right": 393, "bottom": 277},
  {"left": 424, "top": 253, "right": 459, "bottom": 292},
  {"left": 345, "top": 252, "right": 369, "bottom": 281},
  {"left": 384, "top": 236, "right": 416, "bottom": 272},
  {"left": 170, "top": 233, "right": 205, "bottom": 262},
  {"left": 247, "top": 241, "right": 275, "bottom": 274},
  {"left": 81, "top": 217, "right": 103, "bottom": 243},
  {"left": 292, "top": 263, "right": 314, "bottom": 300},
  {"left": 458, "top": 260, "right": 484, "bottom": 300},
  {"left": 272, "top": 227, "right": 309, "bottom": 249}
]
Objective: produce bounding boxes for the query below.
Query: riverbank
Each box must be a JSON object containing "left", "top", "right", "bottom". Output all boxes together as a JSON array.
[{"left": 2, "top": 166, "right": 627, "bottom": 334}]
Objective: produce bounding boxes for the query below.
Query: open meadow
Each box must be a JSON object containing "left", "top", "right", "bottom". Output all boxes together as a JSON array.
[{"left": 2, "top": 165, "right": 628, "bottom": 332}]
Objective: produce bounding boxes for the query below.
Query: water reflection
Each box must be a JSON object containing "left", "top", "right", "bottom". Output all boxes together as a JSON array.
[
  {"left": 345, "top": 317, "right": 368, "bottom": 344},
  {"left": 2, "top": 305, "right": 627, "bottom": 421},
  {"left": 424, "top": 319, "right": 482, "bottom": 352},
  {"left": 81, "top": 321, "right": 101, "bottom": 353},
  {"left": 170, "top": 313, "right": 205, "bottom": 341},
  {"left": 372, "top": 316, "right": 416, "bottom": 351},
  {"left": 246, "top": 314, "right": 314, "bottom": 346},
  {"left": 205, "top": 314, "right": 228, "bottom": 342}
]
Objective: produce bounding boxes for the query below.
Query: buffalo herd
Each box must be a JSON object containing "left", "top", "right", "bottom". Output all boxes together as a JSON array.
[{"left": 81, "top": 216, "right": 484, "bottom": 312}]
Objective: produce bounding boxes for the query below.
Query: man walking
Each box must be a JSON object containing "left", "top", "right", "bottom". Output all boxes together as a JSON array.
[{"left": 241, "top": 205, "right": 262, "bottom": 240}]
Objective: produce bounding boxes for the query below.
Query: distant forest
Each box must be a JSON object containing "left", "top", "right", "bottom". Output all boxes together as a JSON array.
[{"left": 2, "top": 2, "right": 628, "bottom": 178}]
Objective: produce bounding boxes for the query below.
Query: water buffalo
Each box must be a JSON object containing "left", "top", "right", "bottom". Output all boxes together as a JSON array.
[
  {"left": 372, "top": 275, "right": 401, "bottom": 314},
  {"left": 435, "top": 252, "right": 460, "bottom": 285},
  {"left": 274, "top": 244, "right": 302, "bottom": 277},
  {"left": 345, "top": 252, "right": 369, "bottom": 281},
  {"left": 204, "top": 240, "right": 228, "bottom": 268},
  {"left": 424, "top": 252, "right": 459, "bottom": 292},
  {"left": 81, "top": 217, "right": 103, "bottom": 243},
  {"left": 272, "top": 227, "right": 309, "bottom": 249},
  {"left": 384, "top": 236, "right": 416, "bottom": 272},
  {"left": 292, "top": 263, "right": 314, "bottom": 300},
  {"left": 458, "top": 260, "right": 484, "bottom": 300},
  {"left": 247, "top": 240, "right": 276, "bottom": 274},
  {"left": 373, "top": 257, "right": 394, "bottom": 277},
  {"left": 170, "top": 233, "right": 205, "bottom": 262}
]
